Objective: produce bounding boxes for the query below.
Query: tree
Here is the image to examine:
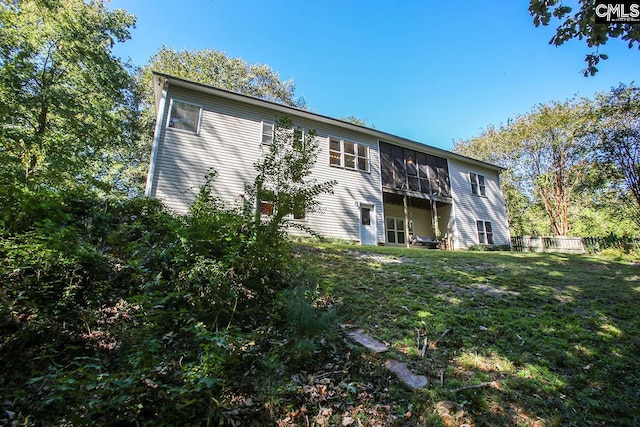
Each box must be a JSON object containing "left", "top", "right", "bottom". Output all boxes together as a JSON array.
[
  {"left": 529, "top": 0, "right": 640, "bottom": 76},
  {"left": 455, "top": 99, "right": 595, "bottom": 236},
  {"left": 141, "top": 47, "right": 306, "bottom": 108},
  {"left": 247, "top": 116, "right": 336, "bottom": 235},
  {"left": 593, "top": 83, "right": 640, "bottom": 228},
  {"left": 339, "top": 115, "right": 375, "bottom": 128},
  {"left": 0, "top": 0, "right": 136, "bottom": 188}
]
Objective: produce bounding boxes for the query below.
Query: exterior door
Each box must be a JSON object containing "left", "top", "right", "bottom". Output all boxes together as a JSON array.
[{"left": 359, "top": 204, "right": 377, "bottom": 245}]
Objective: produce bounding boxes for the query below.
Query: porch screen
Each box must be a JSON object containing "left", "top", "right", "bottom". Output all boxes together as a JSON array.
[{"left": 379, "top": 142, "right": 450, "bottom": 197}]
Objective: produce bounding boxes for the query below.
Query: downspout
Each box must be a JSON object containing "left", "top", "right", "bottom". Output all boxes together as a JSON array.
[{"left": 145, "top": 76, "right": 169, "bottom": 197}]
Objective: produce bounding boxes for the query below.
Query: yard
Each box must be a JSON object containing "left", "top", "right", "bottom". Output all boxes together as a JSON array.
[{"left": 304, "top": 244, "right": 640, "bottom": 426}]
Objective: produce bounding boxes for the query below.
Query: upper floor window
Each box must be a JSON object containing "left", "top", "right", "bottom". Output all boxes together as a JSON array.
[
  {"left": 476, "top": 220, "right": 494, "bottom": 244},
  {"left": 261, "top": 121, "right": 274, "bottom": 145},
  {"left": 470, "top": 172, "right": 486, "bottom": 196},
  {"left": 329, "top": 137, "right": 370, "bottom": 172},
  {"left": 167, "top": 99, "right": 202, "bottom": 134}
]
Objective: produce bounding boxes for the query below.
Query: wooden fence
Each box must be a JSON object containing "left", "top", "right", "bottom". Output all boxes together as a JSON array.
[{"left": 510, "top": 236, "right": 640, "bottom": 254}]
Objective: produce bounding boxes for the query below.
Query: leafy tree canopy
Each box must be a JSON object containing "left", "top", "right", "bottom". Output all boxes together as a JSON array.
[
  {"left": 529, "top": 0, "right": 640, "bottom": 76},
  {"left": 456, "top": 87, "right": 640, "bottom": 237},
  {"left": 339, "top": 115, "right": 375, "bottom": 128},
  {"left": 0, "top": 0, "right": 136, "bottom": 188},
  {"left": 455, "top": 99, "right": 597, "bottom": 236},
  {"left": 592, "top": 83, "right": 640, "bottom": 228},
  {"left": 141, "top": 47, "right": 306, "bottom": 108}
]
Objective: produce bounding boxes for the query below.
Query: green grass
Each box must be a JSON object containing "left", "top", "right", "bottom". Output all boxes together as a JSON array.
[{"left": 306, "top": 244, "right": 640, "bottom": 426}]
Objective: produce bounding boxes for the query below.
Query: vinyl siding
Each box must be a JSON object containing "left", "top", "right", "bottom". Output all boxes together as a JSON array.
[
  {"left": 448, "top": 159, "right": 510, "bottom": 249},
  {"left": 148, "top": 85, "right": 384, "bottom": 243},
  {"left": 148, "top": 77, "right": 510, "bottom": 248}
]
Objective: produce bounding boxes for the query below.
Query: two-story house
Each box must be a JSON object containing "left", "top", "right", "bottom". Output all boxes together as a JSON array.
[{"left": 145, "top": 72, "right": 510, "bottom": 249}]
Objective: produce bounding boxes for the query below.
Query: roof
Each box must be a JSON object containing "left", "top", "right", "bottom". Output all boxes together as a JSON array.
[{"left": 152, "top": 72, "right": 505, "bottom": 173}]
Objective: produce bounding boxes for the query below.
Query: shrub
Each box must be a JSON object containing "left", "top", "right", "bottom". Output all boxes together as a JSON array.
[
  {"left": 467, "top": 244, "right": 511, "bottom": 251},
  {"left": 1, "top": 174, "right": 331, "bottom": 425}
]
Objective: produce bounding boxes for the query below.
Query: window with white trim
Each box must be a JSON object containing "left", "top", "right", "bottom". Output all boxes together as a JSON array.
[
  {"left": 167, "top": 99, "right": 202, "bottom": 133},
  {"left": 386, "top": 217, "right": 406, "bottom": 244},
  {"left": 261, "top": 121, "right": 274, "bottom": 145},
  {"left": 476, "top": 220, "right": 494, "bottom": 244},
  {"left": 329, "top": 137, "right": 370, "bottom": 172},
  {"left": 260, "top": 202, "right": 274, "bottom": 216},
  {"left": 292, "top": 200, "right": 305, "bottom": 220},
  {"left": 470, "top": 173, "right": 486, "bottom": 196},
  {"left": 292, "top": 127, "right": 305, "bottom": 150}
]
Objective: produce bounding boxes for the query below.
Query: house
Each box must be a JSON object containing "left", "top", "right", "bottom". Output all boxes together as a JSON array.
[{"left": 145, "top": 72, "right": 511, "bottom": 249}]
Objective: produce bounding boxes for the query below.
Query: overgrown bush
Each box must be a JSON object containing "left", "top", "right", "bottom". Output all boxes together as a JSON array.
[{"left": 0, "top": 180, "right": 331, "bottom": 425}]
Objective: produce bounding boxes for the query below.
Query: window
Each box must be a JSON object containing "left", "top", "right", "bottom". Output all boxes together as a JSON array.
[
  {"left": 476, "top": 220, "right": 494, "bottom": 244},
  {"left": 292, "top": 127, "right": 304, "bottom": 150},
  {"left": 386, "top": 217, "right": 405, "bottom": 244},
  {"left": 261, "top": 121, "right": 274, "bottom": 145},
  {"left": 344, "top": 141, "right": 356, "bottom": 169},
  {"left": 167, "top": 99, "right": 202, "bottom": 133},
  {"left": 361, "top": 207, "right": 371, "bottom": 225},
  {"left": 260, "top": 202, "right": 274, "bottom": 216},
  {"left": 328, "top": 137, "right": 370, "bottom": 172},
  {"left": 292, "top": 201, "right": 305, "bottom": 220},
  {"left": 470, "top": 173, "right": 486, "bottom": 196}
]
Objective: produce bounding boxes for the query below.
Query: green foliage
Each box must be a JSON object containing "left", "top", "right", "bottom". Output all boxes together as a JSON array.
[
  {"left": 467, "top": 243, "right": 511, "bottom": 251},
  {"left": 455, "top": 98, "right": 596, "bottom": 236},
  {"left": 455, "top": 91, "right": 640, "bottom": 238},
  {"left": 247, "top": 116, "right": 336, "bottom": 237},
  {"left": 339, "top": 115, "right": 375, "bottom": 128},
  {"left": 271, "top": 265, "right": 336, "bottom": 359},
  {"left": 0, "top": 172, "right": 341, "bottom": 425},
  {"left": 599, "top": 246, "right": 640, "bottom": 262},
  {"left": 592, "top": 83, "right": 640, "bottom": 229},
  {"left": 141, "top": 46, "right": 306, "bottom": 108},
  {"left": 0, "top": 0, "right": 137, "bottom": 189},
  {"left": 529, "top": 0, "right": 640, "bottom": 76}
]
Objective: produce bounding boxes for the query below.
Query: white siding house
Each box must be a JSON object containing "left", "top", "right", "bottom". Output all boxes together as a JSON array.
[{"left": 146, "top": 73, "right": 510, "bottom": 249}]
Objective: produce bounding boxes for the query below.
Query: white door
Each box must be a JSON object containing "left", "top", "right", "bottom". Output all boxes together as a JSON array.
[{"left": 359, "top": 204, "right": 377, "bottom": 245}]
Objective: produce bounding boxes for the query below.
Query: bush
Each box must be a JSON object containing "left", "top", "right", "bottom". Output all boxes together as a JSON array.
[
  {"left": 467, "top": 244, "right": 511, "bottom": 251},
  {"left": 1, "top": 179, "right": 331, "bottom": 425},
  {"left": 599, "top": 247, "right": 640, "bottom": 262}
]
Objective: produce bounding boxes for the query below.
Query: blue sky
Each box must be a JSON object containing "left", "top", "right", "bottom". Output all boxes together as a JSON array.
[{"left": 109, "top": 0, "right": 639, "bottom": 150}]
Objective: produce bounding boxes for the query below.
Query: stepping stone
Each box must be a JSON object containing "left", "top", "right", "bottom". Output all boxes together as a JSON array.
[
  {"left": 385, "top": 360, "right": 428, "bottom": 389},
  {"left": 346, "top": 329, "right": 388, "bottom": 353}
]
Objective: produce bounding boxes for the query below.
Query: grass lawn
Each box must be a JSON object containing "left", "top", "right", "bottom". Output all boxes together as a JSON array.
[{"left": 305, "top": 243, "right": 640, "bottom": 426}]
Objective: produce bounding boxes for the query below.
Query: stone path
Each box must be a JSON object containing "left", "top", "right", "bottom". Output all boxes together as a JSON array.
[
  {"left": 346, "top": 329, "right": 388, "bottom": 353},
  {"left": 344, "top": 327, "right": 428, "bottom": 389},
  {"left": 385, "top": 360, "right": 428, "bottom": 389}
]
